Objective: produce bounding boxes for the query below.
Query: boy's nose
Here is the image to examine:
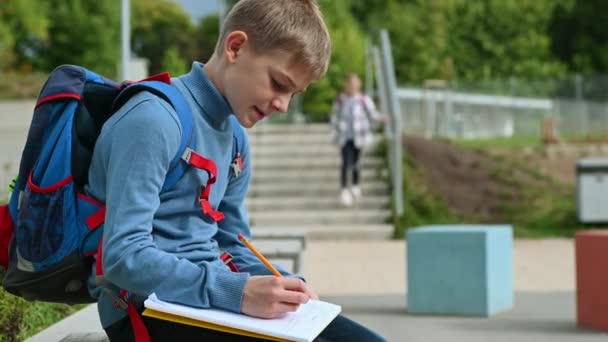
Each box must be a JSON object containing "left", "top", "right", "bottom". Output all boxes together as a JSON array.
[{"left": 272, "top": 95, "right": 290, "bottom": 113}]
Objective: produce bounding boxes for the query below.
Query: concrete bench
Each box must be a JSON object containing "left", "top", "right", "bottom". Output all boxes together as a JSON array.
[
  {"left": 406, "top": 224, "right": 513, "bottom": 316},
  {"left": 25, "top": 304, "right": 105, "bottom": 342},
  {"left": 60, "top": 332, "right": 108, "bottom": 342}
]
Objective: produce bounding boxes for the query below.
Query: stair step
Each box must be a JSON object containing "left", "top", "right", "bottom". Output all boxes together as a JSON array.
[
  {"left": 250, "top": 209, "right": 391, "bottom": 226},
  {"left": 247, "top": 196, "right": 390, "bottom": 210},
  {"left": 251, "top": 147, "right": 377, "bottom": 158},
  {"left": 248, "top": 181, "right": 388, "bottom": 197},
  {"left": 246, "top": 123, "right": 393, "bottom": 241},
  {"left": 249, "top": 132, "right": 332, "bottom": 145},
  {"left": 251, "top": 156, "right": 384, "bottom": 169},
  {"left": 251, "top": 168, "right": 384, "bottom": 184},
  {"left": 249, "top": 123, "right": 331, "bottom": 135},
  {"left": 250, "top": 224, "right": 394, "bottom": 240}
]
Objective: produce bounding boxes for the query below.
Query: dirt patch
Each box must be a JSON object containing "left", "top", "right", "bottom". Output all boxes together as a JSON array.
[
  {"left": 404, "top": 137, "right": 592, "bottom": 235},
  {"left": 405, "top": 136, "right": 517, "bottom": 222}
]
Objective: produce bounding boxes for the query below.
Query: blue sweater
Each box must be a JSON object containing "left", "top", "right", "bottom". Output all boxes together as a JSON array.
[{"left": 86, "top": 62, "right": 288, "bottom": 328}]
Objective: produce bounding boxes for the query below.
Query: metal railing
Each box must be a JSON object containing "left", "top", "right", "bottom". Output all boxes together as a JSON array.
[
  {"left": 396, "top": 87, "right": 608, "bottom": 139},
  {"left": 370, "top": 30, "right": 404, "bottom": 217}
]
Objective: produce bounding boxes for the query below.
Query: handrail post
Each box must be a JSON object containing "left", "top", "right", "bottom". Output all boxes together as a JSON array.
[{"left": 379, "top": 29, "right": 404, "bottom": 217}]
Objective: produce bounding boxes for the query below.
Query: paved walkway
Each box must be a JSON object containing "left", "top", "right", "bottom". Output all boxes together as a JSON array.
[{"left": 26, "top": 238, "right": 608, "bottom": 341}]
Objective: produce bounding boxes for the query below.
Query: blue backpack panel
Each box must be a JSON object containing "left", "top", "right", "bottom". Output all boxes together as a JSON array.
[{"left": 0, "top": 65, "right": 244, "bottom": 304}]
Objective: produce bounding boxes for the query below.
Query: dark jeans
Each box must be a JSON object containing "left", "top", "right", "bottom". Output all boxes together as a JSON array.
[
  {"left": 105, "top": 311, "right": 386, "bottom": 342},
  {"left": 340, "top": 140, "right": 361, "bottom": 188}
]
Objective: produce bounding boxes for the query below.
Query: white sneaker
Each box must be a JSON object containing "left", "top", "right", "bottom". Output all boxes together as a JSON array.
[
  {"left": 351, "top": 185, "right": 362, "bottom": 199},
  {"left": 340, "top": 188, "right": 353, "bottom": 206}
]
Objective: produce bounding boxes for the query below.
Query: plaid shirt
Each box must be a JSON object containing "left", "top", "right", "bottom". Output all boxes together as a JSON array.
[{"left": 330, "top": 92, "right": 381, "bottom": 149}]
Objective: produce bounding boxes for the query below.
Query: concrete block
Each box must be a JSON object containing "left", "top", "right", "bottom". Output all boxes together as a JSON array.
[
  {"left": 407, "top": 225, "right": 513, "bottom": 316},
  {"left": 576, "top": 230, "right": 608, "bottom": 331}
]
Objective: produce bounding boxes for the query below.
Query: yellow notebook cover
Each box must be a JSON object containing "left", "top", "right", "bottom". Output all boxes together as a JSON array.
[
  {"left": 143, "top": 293, "right": 342, "bottom": 342},
  {"left": 143, "top": 308, "right": 289, "bottom": 341}
]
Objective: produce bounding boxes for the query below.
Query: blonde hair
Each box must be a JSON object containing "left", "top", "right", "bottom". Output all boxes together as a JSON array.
[{"left": 217, "top": 0, "right": 331, "bottom": 81}]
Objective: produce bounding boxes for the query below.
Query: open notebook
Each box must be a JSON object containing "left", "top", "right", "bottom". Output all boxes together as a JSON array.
[{"left": 143, "top": 293, "right": 342, "bottom": 342}]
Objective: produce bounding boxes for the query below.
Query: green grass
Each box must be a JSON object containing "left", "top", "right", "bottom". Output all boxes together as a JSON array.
[
  {"left": 0, "top": 285, "right": 85, "bottom": 342},
  {"left": 489, "top": 152, "right": 580, "bottom": 237}
]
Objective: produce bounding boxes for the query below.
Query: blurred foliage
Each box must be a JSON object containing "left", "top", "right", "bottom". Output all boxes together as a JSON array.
[
  {"left": 1, "top": 0, "right": 606, "bottom": 111},
  {"left": 550, "top": 0, "right": 608, "bottom": 74},
  {"left": 193, "top": 14, "right": 221, "bottom": 65},
  {"left": 132, "top": 0, "right": 194, "bottom": 75},
  {"left": 303, "top": 0, "right": 366, "bottom": 121},
  {"left": 446, "top": 0, "right": 567, "bottom": 82},
  {"left": 0, "top": 0, "right": 49, "bottom": 72},
  {"left": 161, "top": 46, "right": 189, "bottom": 76},
  {"left": 40, "top": 0, "right": 120, "bottom": 77}
]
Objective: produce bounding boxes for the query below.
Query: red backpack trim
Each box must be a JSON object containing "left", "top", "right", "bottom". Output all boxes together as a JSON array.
[{"left": 0, "top": 205, "right": 14, "bottom": 270}]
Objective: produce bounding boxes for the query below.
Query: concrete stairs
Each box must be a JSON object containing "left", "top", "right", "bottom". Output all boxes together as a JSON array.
[{"left": 247, "top": 122, "right": 393, "bottom": 240}]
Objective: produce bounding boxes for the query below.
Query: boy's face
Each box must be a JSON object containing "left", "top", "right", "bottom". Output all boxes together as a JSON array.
[{"left": 221, "top": 35, "right": 313, "bottom": 128}]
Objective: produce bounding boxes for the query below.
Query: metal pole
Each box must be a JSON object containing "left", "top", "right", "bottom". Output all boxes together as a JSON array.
[
  {"left": 372, "top": 46, "right": 390, "bottom": 139},
  {"left": 120, "top": 0, "right": 131, "bottom": 80},
  {"left": 380, "top": 29, "right": 404, "bottom": 217},
  {"left": 365, "top": 36, "right": 373, "bottom": 96}
]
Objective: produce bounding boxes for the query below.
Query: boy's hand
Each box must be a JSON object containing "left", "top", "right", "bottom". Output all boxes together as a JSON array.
[{"left": 241, "top": 276, "right": 315, "bottom": 318}]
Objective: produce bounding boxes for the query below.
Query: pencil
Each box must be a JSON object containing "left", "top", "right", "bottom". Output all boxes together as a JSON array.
[{"left": 238, "top": 233, "right": 282, "bottom": 277}]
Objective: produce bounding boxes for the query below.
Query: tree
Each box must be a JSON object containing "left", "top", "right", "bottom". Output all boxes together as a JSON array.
[
  {"left": 302, "top": 0, "right": 367, "bottom": 120},
  {"left": 161, "top": 46, "right": 188, "bottom": 76},
  {"left": 448, "top": 0, "right": 566, "bottom": 82},
  {"left": 192, "top": 14, "right": 221, "bottom": 64},
  {"left": 550, "top": 0, "right": 608, "bottom": 73},
  {"left": 0, "top": 0, "right": 48, "bottom": 72},
  {"left": 132, "top": 0, "right": 195, "bottom": 75},
  {"left": 40, "top": 0, "right": 119, "bottom": 77},
  {"left": 350, "top": 0, "right": 455, "bottom": 86}
]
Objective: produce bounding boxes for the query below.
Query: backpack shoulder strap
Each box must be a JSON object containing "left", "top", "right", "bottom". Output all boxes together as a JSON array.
[{"left": 113, "top": 80, "right": 194, "bottom": 191}]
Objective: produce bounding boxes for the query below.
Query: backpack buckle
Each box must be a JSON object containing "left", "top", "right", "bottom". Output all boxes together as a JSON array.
[
  {"left": 231, "top": 154, "right": 243, "bottom": 177},
  {"left": 220, "top": 251, "right": 233, "bottom": 265},
  {"left": 181, "top": 147, "right": 193, "bottom": 163},
  {"left": 220, "top": 251, "right": 239, "bottom": 272}
]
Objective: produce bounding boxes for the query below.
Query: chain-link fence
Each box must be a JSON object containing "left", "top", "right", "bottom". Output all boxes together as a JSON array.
[{"left": 397, "top": 76, "right": 608, "bottom": 139}]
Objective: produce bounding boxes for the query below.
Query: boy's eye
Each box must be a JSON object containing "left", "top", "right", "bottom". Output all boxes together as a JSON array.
[{"left": 271, "top": 79, "right": 288, "bottom": 92}]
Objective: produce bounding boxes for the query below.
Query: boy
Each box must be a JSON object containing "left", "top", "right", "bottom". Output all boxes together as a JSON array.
[
  {"left": 87, "top": 0, "right": 386, "bottom": 341},
  {"left": 330, "top": 73, "right": 384, "bottom": 207}
]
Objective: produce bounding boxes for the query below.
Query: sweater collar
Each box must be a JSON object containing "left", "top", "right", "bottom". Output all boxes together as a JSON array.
[{"left": 176, "top": 62, "right": 233, "bottom": 124}]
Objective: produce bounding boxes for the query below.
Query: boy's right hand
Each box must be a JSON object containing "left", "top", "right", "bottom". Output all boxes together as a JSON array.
[{"left": 241, "top": 276, "right": 312, "bottom": 318}]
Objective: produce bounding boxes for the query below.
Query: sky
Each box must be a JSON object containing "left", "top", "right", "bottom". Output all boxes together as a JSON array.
[{"left": 173, "top": 0, "right": 221, "bottom": 23}]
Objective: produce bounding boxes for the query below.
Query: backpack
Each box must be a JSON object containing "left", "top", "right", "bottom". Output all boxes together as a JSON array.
[{"left": 0, "top": 65, "right": 245, "bottom": 304}]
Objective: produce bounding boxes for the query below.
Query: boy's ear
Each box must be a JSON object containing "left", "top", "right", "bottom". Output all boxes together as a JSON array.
[{"left": 224, "top": 31, "right": 249, "bottom": 63}]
